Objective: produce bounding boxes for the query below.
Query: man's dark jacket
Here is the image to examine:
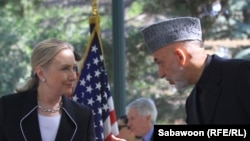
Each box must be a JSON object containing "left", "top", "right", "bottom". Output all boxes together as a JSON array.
[{"left": 186, "top": 54, "right": 250, "bottom": 124}]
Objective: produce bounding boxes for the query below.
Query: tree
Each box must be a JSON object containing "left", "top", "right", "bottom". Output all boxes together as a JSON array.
[{"left": 1, "top": 0, "right": 249, "bottom": 124}]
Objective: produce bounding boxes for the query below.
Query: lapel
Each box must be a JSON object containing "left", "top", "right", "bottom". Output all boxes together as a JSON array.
[
  {"left": 55, "top": 96, "right": 77, "bottom": 141},
  {"left": 200, "top": 78, "right": 221, "bottom": 124},
  {"left": 186, "top": 85, "right": 201, "bottom": 124},
  {"left": 198, "top": 55, "right": 222, "bottom": 124},
  {"left": 186, "top": 55, "right": 222, "bottom": 124},
  {"left": 20, "top": 93, "right": 77, "bottom": 141},
  {"left": 20, "top": 91, "right": 42, "bottom": 141}
]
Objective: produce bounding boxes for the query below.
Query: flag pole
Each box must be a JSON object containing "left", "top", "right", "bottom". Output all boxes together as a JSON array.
[
  {"left": 112, "top": 0, "right": 126, "bottom": 118},
  {"left": 73, "top": 0, "right": 119, "bottom": 140},
  {"left": 91, "top": 0, "right": 99, "bottom": 16}
]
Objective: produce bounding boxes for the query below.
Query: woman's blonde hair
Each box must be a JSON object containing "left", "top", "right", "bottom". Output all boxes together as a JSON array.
[{"left": 16, "top": 39, "right": 74, "bottom": 92}]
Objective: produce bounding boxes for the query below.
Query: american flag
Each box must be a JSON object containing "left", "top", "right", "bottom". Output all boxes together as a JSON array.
[{"left": 73, "top": 16, "right": 119, "bottom": 141}]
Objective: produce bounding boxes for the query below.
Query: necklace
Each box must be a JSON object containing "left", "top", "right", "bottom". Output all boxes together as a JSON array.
[{"left": 38, "top": 102, "right": 63, "bottom": 113}]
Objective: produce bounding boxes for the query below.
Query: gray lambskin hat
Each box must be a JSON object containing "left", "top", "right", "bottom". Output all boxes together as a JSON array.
[{"left": 141, "top": 17, "right": 202, "bottom": 53}]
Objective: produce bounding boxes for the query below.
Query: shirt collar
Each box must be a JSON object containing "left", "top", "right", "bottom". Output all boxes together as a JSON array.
[
  {"left": 196, "top": 54, "right": 212, "bottom": 90},
  {"left": 143, "top": 126, "right": 154, "bottom": 141}
]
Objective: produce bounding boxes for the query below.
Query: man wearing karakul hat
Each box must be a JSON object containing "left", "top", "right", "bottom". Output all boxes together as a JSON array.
[{"left": 141, "top": 17, "right": 250, "bottom": 124}]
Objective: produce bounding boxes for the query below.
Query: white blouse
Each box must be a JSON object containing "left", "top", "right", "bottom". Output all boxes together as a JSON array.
[{"left": 38, "top": 114, "right": 61, "bottom": 141}]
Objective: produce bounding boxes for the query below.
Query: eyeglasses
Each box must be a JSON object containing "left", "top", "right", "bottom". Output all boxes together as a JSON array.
[{"left": 118, "top": 125, "right": 129, "bottom": 130}]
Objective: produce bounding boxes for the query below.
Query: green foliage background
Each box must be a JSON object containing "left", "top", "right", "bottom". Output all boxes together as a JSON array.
[{"left": 0, "top": 0, "right": 250, "bottom": 124}]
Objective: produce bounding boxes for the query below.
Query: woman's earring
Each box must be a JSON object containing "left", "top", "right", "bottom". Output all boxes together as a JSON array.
[{"left": 42, "top": 78, "right": 46, "bottom": 82}]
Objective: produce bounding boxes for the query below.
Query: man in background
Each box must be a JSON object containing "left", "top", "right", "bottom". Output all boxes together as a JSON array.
[
  {"left": 126, "top": 98, "right": 158, "bottom": 141},
  {"left": 117, "top": 115, "right": 141, "bottom": 141}
]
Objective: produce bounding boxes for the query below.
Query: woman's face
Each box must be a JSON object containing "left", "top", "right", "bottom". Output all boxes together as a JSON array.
[
  {"left": 41, "top": 49, "right": 78, "bottom": 96},
  {"left": 118, "top": 119, "right": 135, "bottom": 140}
]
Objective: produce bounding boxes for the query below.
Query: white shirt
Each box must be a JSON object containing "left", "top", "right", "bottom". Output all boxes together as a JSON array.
[{"left": 38, "top": 114, "right": 61, "bottom": 141}]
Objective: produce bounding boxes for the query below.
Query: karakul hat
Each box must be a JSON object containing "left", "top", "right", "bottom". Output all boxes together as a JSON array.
[{"left": 141, "top": 17, "right": 202, "bottom": 53}]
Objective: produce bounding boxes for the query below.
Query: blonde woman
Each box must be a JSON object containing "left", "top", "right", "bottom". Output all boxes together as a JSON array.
[{"left": 0, "top": 39, "right": 95, "bottom": 141}]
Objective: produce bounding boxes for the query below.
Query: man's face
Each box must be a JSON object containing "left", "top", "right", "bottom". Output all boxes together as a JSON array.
[
  {"left": 127, "top": 108, "right": 150, "bottom": 137},
  {"left": 153, "top": 43, "right": 189, "bottom": 90}
]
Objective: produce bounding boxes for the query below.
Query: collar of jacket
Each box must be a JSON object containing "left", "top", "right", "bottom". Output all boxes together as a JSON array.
[{"left": 19, "top": 90, "right": 77, "bottom": 141}]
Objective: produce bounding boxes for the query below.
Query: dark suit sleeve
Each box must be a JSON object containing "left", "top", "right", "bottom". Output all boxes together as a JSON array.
[
  {"left": 87, "top": 108, "right": 96, "bottom": 141},
  {"left": 237, "top": 62, "right": 250, "bottom": 117},
  {"left": 0, "top": 97, "right": 6, "bottom": 141}
]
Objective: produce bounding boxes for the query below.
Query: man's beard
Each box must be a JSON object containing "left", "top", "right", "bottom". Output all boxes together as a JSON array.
[{"left": 171, "top": 65, "right": 189, "bottom": 90}]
